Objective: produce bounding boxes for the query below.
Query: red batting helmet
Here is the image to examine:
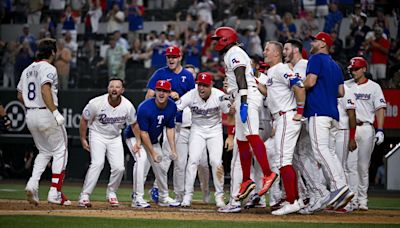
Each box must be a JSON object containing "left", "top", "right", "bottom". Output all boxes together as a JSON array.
[
  {"left": 348, "top": 57, "right": 368, "bottom": 70},
  {"left": 211, "top": 27, "right": 237, "bottom": 52}
]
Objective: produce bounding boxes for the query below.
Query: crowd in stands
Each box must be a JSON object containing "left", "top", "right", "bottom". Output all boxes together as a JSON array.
[{"left": 0, "top": 0, "right": 400, "bottom": 90}]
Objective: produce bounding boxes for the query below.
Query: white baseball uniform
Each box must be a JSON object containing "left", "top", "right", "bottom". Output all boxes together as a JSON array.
[
  {"left": 265, "top": 62, "right": 302, "bottom": 169},
  {"left": 80, "top": 94, "right": 137, "bottom": 199},
  {"left": 224, "top": 45, "right": 263, "bottom": 141},
  {"left": 18, "top": 60, "right": 69, "bottom": 199},
  {"left": 345, "top": 78, "right": 386, "bottom": 208},
  {"left": 176, "top": 87, "right": 230, "bottom": 204}
]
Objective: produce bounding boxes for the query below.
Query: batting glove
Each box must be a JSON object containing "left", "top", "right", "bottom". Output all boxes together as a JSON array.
[
  {"left": 240, "top": 103, "right": 248, "bottom": 123},
  {"left": 375, "top": 129, "right": 384, "bottom": 145},
  {"left": 52, "top": 110, "right": 65, "bottom": 126}
]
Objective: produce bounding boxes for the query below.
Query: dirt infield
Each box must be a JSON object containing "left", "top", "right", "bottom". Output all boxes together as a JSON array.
[{"left": 0, "top": 199, "right": 399, "bottom": 224}]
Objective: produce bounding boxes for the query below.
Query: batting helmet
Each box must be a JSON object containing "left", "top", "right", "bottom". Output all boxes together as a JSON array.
[
  {"left": 348, "top": 57, "right": 368, "bottom": 70},
  {"left": 211, "top": 27, "right": 237, "bottom": 52}
]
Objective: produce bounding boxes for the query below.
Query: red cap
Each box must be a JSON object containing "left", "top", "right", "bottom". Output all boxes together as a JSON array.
[
  {"left": 196, "top": 72, "right": 213, "bottom": 86},
  {"left": 310, "top": 32, "right": 333, "bottom": 47},
  {"left": 165, "top": 46, "right": 181, "bottom": 56},
  {"left": 348, "top": 56, "right": 368, "bottom": 70},
  {"left": 155, "top": 80, "right": 171, "bottom": 91}
]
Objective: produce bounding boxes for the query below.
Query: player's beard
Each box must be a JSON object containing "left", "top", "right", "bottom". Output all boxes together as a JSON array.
[
  {"left": 284, "top": 51, "right": 293, "bottom": 63},
  {"left": 310, "top": 45, "right": 318, "bottom": 54}
]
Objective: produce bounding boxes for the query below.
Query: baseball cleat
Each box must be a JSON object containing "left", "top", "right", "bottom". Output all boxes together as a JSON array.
[
  {"left": 215, "top": 196, "right": 225, "bottom": 208},
  {"left": 108, "top": 197, "right": 119, "bottom": 207},
  {"left": 244, "top": 193, "right": 260, "bottom": 209},
  {"left": 271, "top": 200, "right": 301, "bottom": 215},
  {"left": 78, "top": 199, "right": 92, "bottom": 208},
  {"left": 131, "top": 198, "right": 151, "bottom": 208},
  {"left": 358, "top": 205, "right": 368, "bottom": 211},
  {"left": 333, "top": 189, "right": 354, "bottom": 210},
  {"left": 235, "top": 179, "right": 256, "bottom": 201},
  {"left": 258, "top": 172, "right": 278, "bottom": 197},
  {"left": 326, "top": 186, "right": 349, "bottom": 208},
  {"left": 26, "top": 188, "right": 39, "bottom": 206},
  {"left": 218, "top": 204, "right": 241, "bottom": 213},
  {"left": 158, "top": 197, "right": 180, "bottom": 207},
  {"left": 48, "top": 191, "right": 72, "bottom": 206}
]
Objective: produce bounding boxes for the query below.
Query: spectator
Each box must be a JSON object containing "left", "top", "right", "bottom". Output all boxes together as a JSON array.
[
  {"left": 277, "top": 12, "right": 297, "bottom": 43},
  {"left": 84, "top": 0, "right": 102, "bottom": 40},
  {"left": 128, "top": 38, "right": 148, "bottom": 68},
  {"left": 60, "top": 4, "right": 79, "bottom": 42},
  {"left": 106, "top": 3, "right": 125, "bottom": 35},
  {"left": 14, "top": 41, "right": 34, "bottom": 84},
  {"left": 323, "top": 3, "right": 343, "bottom": 34},
  {"left": 63, "top": 31, "right": 78, "bottom": 87},
  {"left": 247, "top": 25, "right": 263, "bottom": 58},
  {"left": 262, "top": 4, "right": 281, "bottom": 41},
  {"left": 360, "top": 0, "right": 374, "bottom": 15},
  {"left": 97, "top": 36, "right": 130, "bottom": 80},
  {"left": 299, "top": 10, "right": 319, "bottom": 41},
  {"left": 70, "top": 0, "right": 86, "bottom": 17},
  {"left": 214, "top": 9, "right": 239, "bottom": 29},
  {"left": 54, "top": 39, "right": 72, "bottom": 89},
  {"left": 373, "top": 8, "right": 390, "bottom": 37},
  {"left": 302, "top": 0, "right": 316, "bottom": 15},
  {"left": 114, "top": 30, "right": 129, "bottom": 51},
  {"left": 150, "top": 31, "right": 170, "bottom": 70},
  {"left": 255, "top": 18, "right": 267, "bottom": 50},
  {"left": 44, "top": 15, "right": 57, "bottom": 38},
  {"left": 1, "top": 41, "right": 17, "bottom": 88},
  {"left": 366, "top": 26, "right": 390, "bottom": 81},
  {"left": 13, "top": 0, "right": 28, "bottom": 23},
  {"left": 27, "top": 0, "right": 43, "bottom": 24},
  {"left": 18, "top": 24, "right": 37, "bottom": 53},
  {"left": 195, "top": 0, "right": 215, "bottom": 26},
  {"left": 349, "top": 13, "right": 370, "bottom": 56},
  {"left": 49, "top": 0, "right": 66, "bottom": 24},
  {"left": 126, "top": 0, "right": 144, "bottom": 42},
  {"left": 329, "top": 29, "right": 345, "bottom": 64},
  {"left": 349, "top": 3, "right": 364, "bottom": 30},
  {"left": 0, "top": 0, "right": 13, "bottom": 23},
  {"left": 183, "top": 35, "right": 202, "bottom": 70}
]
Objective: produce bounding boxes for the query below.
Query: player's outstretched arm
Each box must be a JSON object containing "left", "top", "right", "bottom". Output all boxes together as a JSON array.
[{"left": 79, "top": 117, "right": 90, "bottom": 152}]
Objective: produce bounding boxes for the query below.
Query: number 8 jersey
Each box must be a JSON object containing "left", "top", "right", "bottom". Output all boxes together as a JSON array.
[{"left": 17, "top": 61, "right": 59, "bottom": 108}]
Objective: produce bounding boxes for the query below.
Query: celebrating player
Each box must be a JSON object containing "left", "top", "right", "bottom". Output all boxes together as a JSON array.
[
  {"left": 346, "top": 56, "right": 386, "bottom": 211},
  {"left": 177, "top": 72, "right": 231, "bottom": 208},
  {"left": 211, "top": 27, "right": 277, "bottom": 201},
  {"left": 303, "top": 32, "right": 354, "bottom": 210},
  {"left": 17, "top": 38, "right": 71, "bottom": 206},
  {"left": 263, "top": 41, "right": 304, "bottom": 215},
  {"left": 137, "top": 80, "right": 180, "bottom": 207},
  {"left": 78, "top": 78, "right": 138, "bottom": 207}
]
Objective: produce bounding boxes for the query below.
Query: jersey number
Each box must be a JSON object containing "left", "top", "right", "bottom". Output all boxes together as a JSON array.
[{"left": 28, "top": 82, "right": 36, "bottom": 100}]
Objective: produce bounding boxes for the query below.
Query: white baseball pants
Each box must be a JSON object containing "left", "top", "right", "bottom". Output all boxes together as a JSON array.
[
  {"left": 25, "top": 109, "right": 68, "bottom": 191},
  {"left": 81, "top": 131, "right": 125, "bottom": 198}
]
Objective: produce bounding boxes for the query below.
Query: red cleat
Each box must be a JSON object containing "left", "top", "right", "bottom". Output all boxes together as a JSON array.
[
  {"left": 235, "top": 179, "right": 256, "bottom": 201},
  {"left": 258, "top": 172, "right": 278, "bottom": 197}
]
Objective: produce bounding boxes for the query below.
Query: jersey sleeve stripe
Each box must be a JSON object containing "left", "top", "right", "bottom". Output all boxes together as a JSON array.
[
  {"left": 41, "top": 80, "right": 53, "bottom": 86},
  {"left": 231, "top": 64, "right": 247, "bottom": 71},
  {"left": 375, "top": 105, "right": 387, "bottom": 111}
]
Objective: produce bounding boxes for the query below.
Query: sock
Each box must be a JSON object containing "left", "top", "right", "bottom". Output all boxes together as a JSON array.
[
  {"left": 51, "top": 171, "right": 65, "bottom": 191},
  {"left": 237, "top": 139, "right": 252, "bottom": 182},
  {"left": 280, "top": 165, "right": 299, "bottom": 204},
  {"left": 246, "top": 135, "right": 272, "bottom": 176}
]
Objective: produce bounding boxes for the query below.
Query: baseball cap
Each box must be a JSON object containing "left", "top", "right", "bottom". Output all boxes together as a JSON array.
[
  {"left": 310, "top": 32, "right": 333, "bottom": 47},
  {"left": 165, "top": 46, "right": 181, "bottom": 57},
  {"left": 155, "top": 80, "right": 172, "bottom": 91},
  {"left": 196, "top": 72, "right": 213, "bottom": 86}
]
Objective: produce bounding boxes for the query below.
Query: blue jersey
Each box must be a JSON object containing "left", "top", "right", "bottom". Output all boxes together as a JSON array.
[
  {"left": 151, "top": 44, "right": 168, "bottom": 69},
  {"left": 136, "top": 98, "right": 177, "bottom": 144},
  {"left": 147, "top": 66, "right": 195, "bottom": 97},
  {"left": 304, "top": 53, "right": 343, "bottom": 120}
]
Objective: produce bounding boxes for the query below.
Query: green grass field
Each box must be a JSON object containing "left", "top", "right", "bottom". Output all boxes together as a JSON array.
[{"left": 0, "top": 182, "right": 399, "bottom": 227}]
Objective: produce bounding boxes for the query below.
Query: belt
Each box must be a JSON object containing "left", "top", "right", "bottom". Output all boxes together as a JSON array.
[
  {"left": 26, "top": 107, "right": 47, "bottom": 110},
  {"left": 357, "top": 122, "right": 371, "bottom": 126},
  {"left": 272, "top": 109, "right": 296, "bottom": 119},
  {"left": 183, "top": 126, "right": 191, "bottom": 130}
]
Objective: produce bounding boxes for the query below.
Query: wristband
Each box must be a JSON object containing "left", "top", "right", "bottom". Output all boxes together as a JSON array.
[
  {"left": 239, "top": 89, "right": 248, "bottom": 96},
  {"left": 297, "top": 105, "right": 304, "bottom": 115},
  {"left": 227, "top": 125, "right": 235, "bottom": 135},
  {"left": 349, "top": 127, "right": 356, "bottom": 140},
  {"left": 376, "top": 128, "right": 384, "bottom": 133}
]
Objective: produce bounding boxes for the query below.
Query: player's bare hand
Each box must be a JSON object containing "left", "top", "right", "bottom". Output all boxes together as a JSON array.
[
  {"left": 229, "top": 105, "right": 236, "bottom": 115},
  {"left": 224, "top": 135, "right": 234, "bottom": 151},
  {"left": 133, "top": 142, "right": 141, "bottom": 155},
  {"left": 169, "top": 152, "right": 178, "bottom": 161},
  {"left": 292, "top": 114, "right": 303, "bottom": 121},
  {"left": 170, "top": 91, "right": 180, "bottom": 100},
  {"left": 348, "top": 139, "right": 357, "bottom": 152},
  {"left": 150, "top": 150, "right": 162, "bottom": 163},
  {"left": 81, "top": 139, "right": 90, "bottom": 152}
]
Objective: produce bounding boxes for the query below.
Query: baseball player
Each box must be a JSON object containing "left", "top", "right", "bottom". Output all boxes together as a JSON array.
[
  {"left": 178, "top": 72, "right": 230, "bottom": 208},
  {"left": 211, "top": 26, "right": 277, "bottom": 202},
  {"left": 263, "top": 41, "right": 304, "bottom": 215},
  {"left": 333, "top": 83, "right": 357, "bottom": 212},
  {"left": 17, "top": 38, "right": 71, "bottom": 206},
  {"left": 283, "top": 39, "right": 331, "bottom": 214},
  {"left": 145, "top": 45, "right": 195, "bottom": 203},
  {"left": 303, "top": 32, "right": 354, "bottom": 210},
  {"left": 78, "top": 78, "right": 137, "bottom": 207},
  {"left": 137, "top": 80, "right": 180, "bottom": 207},
  {"left": 346, "top": 56, "right": 386, "bottom": 211}
]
